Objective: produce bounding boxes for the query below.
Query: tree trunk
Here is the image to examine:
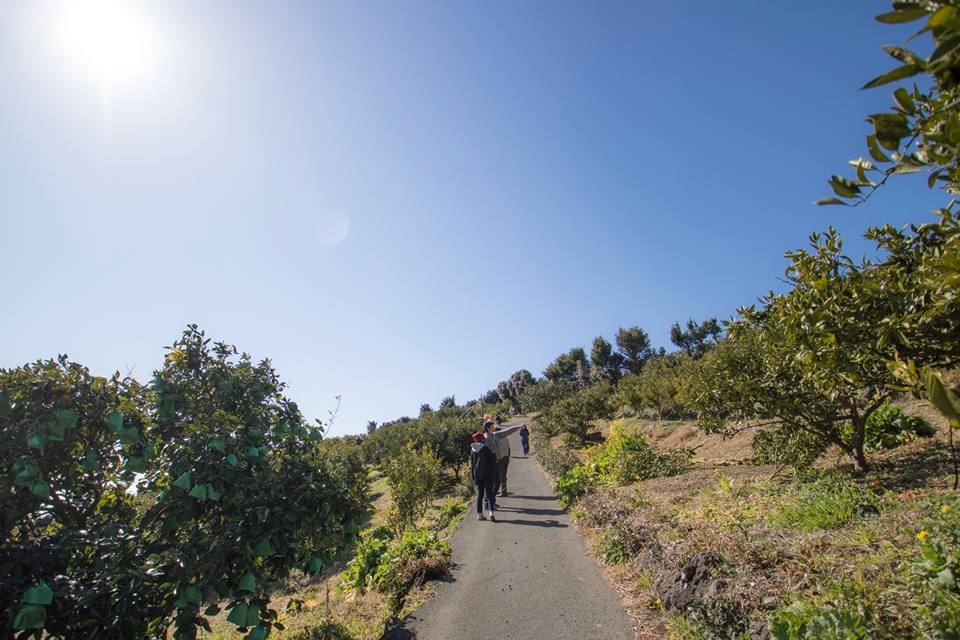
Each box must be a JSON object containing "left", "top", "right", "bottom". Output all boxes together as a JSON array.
[{"left": 849, "top": 415, "right": 870, "bottom": 473}]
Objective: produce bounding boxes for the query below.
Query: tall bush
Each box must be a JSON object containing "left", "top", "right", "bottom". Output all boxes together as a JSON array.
[
  {"left": 1, "top": 327, "right": 365, "bottom": 639},
  {"left": 383, "top": 443, "right": 441, "bottom": 535}
]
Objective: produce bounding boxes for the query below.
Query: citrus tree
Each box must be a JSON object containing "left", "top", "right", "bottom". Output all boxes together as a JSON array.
[{"left": 1, "top": 326, "right": 366, "bottom": 639}]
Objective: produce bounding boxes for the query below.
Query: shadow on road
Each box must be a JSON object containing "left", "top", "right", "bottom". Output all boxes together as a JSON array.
[
  {"left": 507, "top": 494, "right": 555, "bottom": 501},
  {"left": 495, "top": 506, "right": 564, "bottom": 517},
  {"left": 492, "top": 518, "right": 567, "bottom": 528}
]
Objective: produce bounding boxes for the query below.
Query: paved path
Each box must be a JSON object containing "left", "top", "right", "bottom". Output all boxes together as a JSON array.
[{"left": 386, "top": 426, "right": 635, "bottom": 640}]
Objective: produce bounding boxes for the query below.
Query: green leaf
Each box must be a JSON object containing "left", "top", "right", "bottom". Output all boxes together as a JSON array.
[
  {"left": 829, "top": 175, "right": 861, "bottom": 198},
  {"left": 883, "top": 45, "right": 923, "bottom": 65},
  {"left": 875, "top": 8, "right": 928, "bottom": 24},
  {"left": 308, "top": 556, "right": 324, "bottom": 573},
  {"left": 55, "top": 408, "right": 77, "bottom": 429},
  {"left": 206, "top": 484, "right": 220, "bottom": 502},
  {"left": 930, "top": 35, "right": 960, "bottom": 63},
  {"left": 867, "top": 135, "right": 891, "bottom": 163},
  {"left": 188, "top": 484, "right": 208, "bottom": 500},
  {"left": 861, "top": 63, "right": 921, "bottom": 89},
  {"left": 226, "top": 602, "right": 249, "bottom": 627},
  {"left": 245, "top": 606, "right": 261, "bottom": 628},
  {"left": 924, "top": 369, "right": 960, "bottom": 425},
  {"left": 253, "top": 538, "right": 276, "bottom": 557},
  {"left": 226, "top": 453, "right": 239, "bottom": 466},
  {"left": 928, "top": 6, "right": 959, "bottom": 29},
  {"left": 105, "top": 411, "right": 124, "bottom": 432},
  {"left": 245, "top": 446, "right": 261, "bottom": 459},
  {"left": 125, "top": 456, "right": 147, "bottom": 473},
  {"left": 82, "top": 449, "right": 99, "bottom": 472},
  {"left": 245, "top": 626, "right": 267, "bottom": 640},
  {"left": 204, "top": 604, "right": 221, "bottom": 616},
  {"left": 173, "top": 471, "right": 192, "bottom": 491},
  {"left": 175, "top": 585, "right": 203, "bottom": 609},
  {"left": 236, "top": 572, "right": 256, "bottom": 594},
  {"left": 23, "top": 583, "right": 54, "bottom": 605},
  {"left": 12, "top": 604, "right": 46, "bottom": 630},
  {"left": 27, "top": 433, "right": 46, "bottom": 452},
  {"left": 42, "top": 419, "right": 65, "bottom": 442},
  {"left": 118, "top": 426, "right": 141, "bottom": 445},
  {"left": 30, "top": 482, "right": 50, "bottom": 499},
  {"left": 211, "top": 439, "right": 226, "bottom": 453},
  {"left": 893, "top": 87, "right": 916, "bottom": 114}
]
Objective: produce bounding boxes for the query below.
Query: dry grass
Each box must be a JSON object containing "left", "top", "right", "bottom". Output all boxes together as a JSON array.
[{"left": 554, "top": 399, "right": 959, "bottom": 639}]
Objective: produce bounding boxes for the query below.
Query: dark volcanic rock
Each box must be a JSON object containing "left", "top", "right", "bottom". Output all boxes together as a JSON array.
[{"left": 653, "top": 551, "right": 725, "bottom": 611}]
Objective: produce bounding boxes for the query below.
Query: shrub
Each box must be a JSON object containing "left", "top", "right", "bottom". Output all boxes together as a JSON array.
[
  {"left": 769, "top": 476, "right": 881, "bottom": 531},
  {"left": 339, "top": 525, "right": 394, "bottom": 594},
  {"left": 540, "top": 382, "right": 615, "bottom": 445},
  {"left": 339, "top": 526, "right": 451, "bottom": 601},
  {"left": 383, "top": 442, "right": 441, "bottom": 534},
  {"left": 861, "top": 402, "right": 935, "bottom": 450},
  {"left": 1, "top": 328, "right": 365, "bottom": 639},
  {"left": 433, "top": 499, "right": 467, "bottom": 531},
  {"left": 373, "top": 529, "right": 451, "bottom": 600},
  {"left": 594, "top": 530, "right": 630, "bottom": 565},
  {"left": 535, "top": 442, "right": 580, "bottom": 477},
  {"left": 768, "top": 600, "right": 875, "bottom": 640},
  {"left": 554, "top": 423, "right": 692, "bottom": 507},
  {"left": 752, "top": 424, "right": 829, "bottom": 470},
  {"left": 554, "top": 462, "right": 599, "bottom": 507},
  {"left": 590, "top": 423, "right": 692, "bottom": 485}
]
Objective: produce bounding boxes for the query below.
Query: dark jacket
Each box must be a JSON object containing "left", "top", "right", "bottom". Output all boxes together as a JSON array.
[
  {"left": 519, "top": 426, "right": 529, "bottom": 442},
  {"left": 470, "top": 442, "right": 497, "bottom": 483}
]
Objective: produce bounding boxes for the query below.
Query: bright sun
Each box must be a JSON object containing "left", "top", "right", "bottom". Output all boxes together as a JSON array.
[{"left": 53, "top": 0, "right": 160, "bottom": 88}]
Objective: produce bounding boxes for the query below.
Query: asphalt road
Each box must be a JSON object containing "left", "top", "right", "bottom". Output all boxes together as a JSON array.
[{"left": 386, "top": 427, "right": 635, "bottom": 640}]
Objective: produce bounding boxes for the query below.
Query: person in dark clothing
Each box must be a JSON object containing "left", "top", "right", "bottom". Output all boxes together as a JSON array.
[
  {"left": 470, "top": 432, "right": 497, "bottom": 521},
  {"left": 519, "top": 423, "right": 530, "bottom": 455}
]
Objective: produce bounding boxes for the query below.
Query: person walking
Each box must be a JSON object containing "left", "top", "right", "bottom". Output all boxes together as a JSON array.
[
  {"left": 519, "top": 423, "right": 530, "bottom": 455},
  {"left": 483, "top": 419, "right": 521, "bottom": 498},
  {"left": 470, "top": 432, "right": 497, "bottom": 521}
]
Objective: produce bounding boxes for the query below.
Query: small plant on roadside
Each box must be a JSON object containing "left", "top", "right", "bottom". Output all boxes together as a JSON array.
[
  {"left": 536, "top": 442, "right": 580, "bottom": 477},
  {"left": 433, "top": 499, "right": 467, "bottom": 531},
  {"left": 594, "top": 529, "right": 629, "bottom": 565},
  {"left": 383, "top": 442, "right": 441, "bottom": 535}
]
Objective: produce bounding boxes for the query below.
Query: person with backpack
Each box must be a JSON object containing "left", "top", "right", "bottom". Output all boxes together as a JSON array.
[{"left": 470, "top": 431, "right": 497, "bottom": 521}]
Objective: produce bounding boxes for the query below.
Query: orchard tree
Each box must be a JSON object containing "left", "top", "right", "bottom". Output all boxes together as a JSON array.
[
  {"left": 419, "top": 403, "right": 432, "bottom": 417},
  {"left": 617, "top": 353, "right": 694, "bottom": 420},
  {"left": 366, "top": 420, "right": 378, "bottom": 435},
  {"left": 669, "top": 318, "right": 722, "bottom": 358},
  {"left": 691, "top": 233, "right": 901, "bottom": 472},
  {"left": 439, "top": 395, "right": 457, "bottom": 410},
  {"left": 543, "top": 347, "right": 591, "bottom": 386},
  {"left": 539, "top": 382, "right": 615, "bottom": 446},
  {"left": 590, "top": 336, "right": 624, "bottom": 382},
  {"left": 615, "top": 326, "right": 654, "bottom": 374},
  {"left": 0, "top": 327, "right": 366, "bottom": 639}
]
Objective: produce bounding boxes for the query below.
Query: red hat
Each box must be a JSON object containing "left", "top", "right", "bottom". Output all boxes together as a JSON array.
[{"left": 471, "top": 432, "right": 484, "bottom": 443}]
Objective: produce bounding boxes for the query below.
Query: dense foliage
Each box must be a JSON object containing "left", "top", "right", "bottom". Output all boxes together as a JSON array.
[
  {"left": 1, "top": 326, "right": 368, "bottom": 639},
  {"left": 553, "top": 421, "right": 691, "bottom": 507},
  {"left": 383, "top": 443, "right": 441, "bottom": 535}
]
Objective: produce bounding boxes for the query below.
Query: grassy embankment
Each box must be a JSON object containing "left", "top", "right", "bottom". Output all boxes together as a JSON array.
[
  {"left": 533, "top": 401, "right": 959, "bottom": 639},
  {"left": 203, "top": 469, "right": 468, "bottom": 640}
]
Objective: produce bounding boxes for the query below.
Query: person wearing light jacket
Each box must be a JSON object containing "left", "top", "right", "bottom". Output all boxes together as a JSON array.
[
  {"left": 470, "top": 432, "right": 497, "bottom": 521},
  {"left": 483, "top": 420, "right": 521, "bottom": 497}
]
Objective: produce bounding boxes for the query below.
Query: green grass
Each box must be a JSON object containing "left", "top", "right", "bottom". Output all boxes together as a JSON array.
[{"left": 769, "top": 476, "right": 881, "bottom": 531}]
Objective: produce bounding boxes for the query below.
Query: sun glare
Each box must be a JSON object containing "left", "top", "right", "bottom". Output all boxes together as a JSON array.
[{"left": 53, "top": 0, "right": 160, "bottom": 88}]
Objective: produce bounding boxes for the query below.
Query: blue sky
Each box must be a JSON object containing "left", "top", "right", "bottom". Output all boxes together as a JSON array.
[{"left": 0, "top": 1, "right": 945, "bottom": 435}]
